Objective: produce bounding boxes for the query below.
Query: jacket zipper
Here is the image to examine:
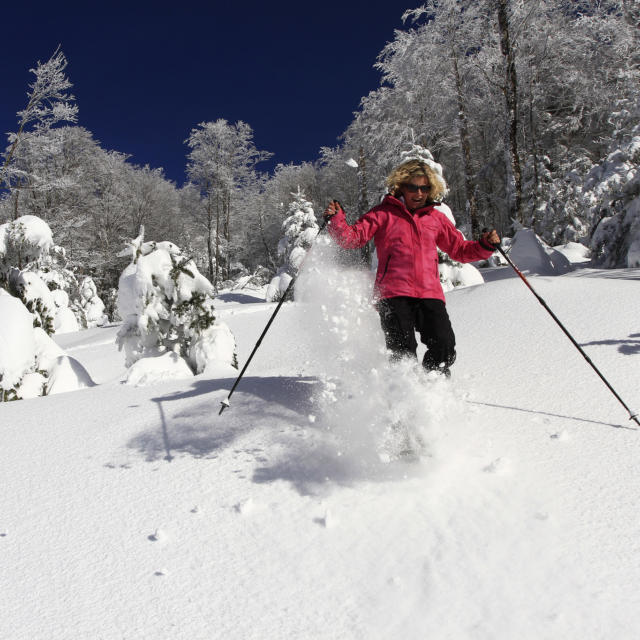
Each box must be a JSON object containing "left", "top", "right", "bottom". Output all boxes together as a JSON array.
[{"left": 379, "top": 255, "right": 391, "bottom": 282}]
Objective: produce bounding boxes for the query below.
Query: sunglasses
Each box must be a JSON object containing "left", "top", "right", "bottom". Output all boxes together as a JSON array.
[{"left": 404, "top": 183, "right": 431, "bottom": 193}]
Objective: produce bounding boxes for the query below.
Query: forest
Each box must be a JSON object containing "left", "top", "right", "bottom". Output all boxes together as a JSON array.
[{"left": 1, "top": 0, "right": 638, "bottom": 306}]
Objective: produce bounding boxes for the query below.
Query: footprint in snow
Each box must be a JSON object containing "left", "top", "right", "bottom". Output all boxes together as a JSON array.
[
  {"left": 482, "top": 457, "right": 511, "bottom": 475},
  {"left": 313, "top": 509, "right": 335, "bottom": 529},
  {"left": 233, "top": 498, "right": 255, "bottom": 515},
  {"left": 148, "top": 529, "right": 167, "bottom": 543}
]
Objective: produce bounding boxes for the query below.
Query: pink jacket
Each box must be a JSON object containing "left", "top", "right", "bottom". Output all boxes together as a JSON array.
[{"left": 328, "top": 195, "right": 494, "bottom": 302}]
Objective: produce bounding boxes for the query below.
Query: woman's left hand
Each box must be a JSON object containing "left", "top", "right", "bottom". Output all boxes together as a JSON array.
[{"left": 482, "top": 229, "right": 500, "bottom": 246}]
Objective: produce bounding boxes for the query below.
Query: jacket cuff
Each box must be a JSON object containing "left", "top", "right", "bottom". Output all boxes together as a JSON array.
[{"left": 479, "top": 238, "right": 496, "bottom": 252}]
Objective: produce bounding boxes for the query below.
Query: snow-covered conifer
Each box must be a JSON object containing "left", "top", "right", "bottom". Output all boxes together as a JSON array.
[
  {"left": 266, "top": 188, "right": 319, "bottom": 302},
  {"left": 77, "top": 277, "right": 107, "bottom": 327},
  {"left": 2, "top": 47, "right": 77, "bottom": 190},
  {"left": 116, "top": 232, "right": 237, "bottom": 376}
]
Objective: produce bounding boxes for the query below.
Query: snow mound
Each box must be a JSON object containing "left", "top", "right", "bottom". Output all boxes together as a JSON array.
[
  {"left": 45, "top": 355, "right": 95, "bottom": 395},
  {"left": 440, "top": 261, "right": 484, "bottom": 292},
  {"left": 509, "top": 229, "right": 572, "bottom": 275},
  {"left": 553, "top": 241, "right": 591, "bottom": 264},
  {"left": 123, "top": 352, "right": 194, "bottom": 386},
  {"left": 0, "top": 292, "right": 37, "bottom": 389}
]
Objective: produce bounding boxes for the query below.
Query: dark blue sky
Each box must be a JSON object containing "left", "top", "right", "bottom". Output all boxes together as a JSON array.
[{"left": 2, "top": 1, "right": 410, "bottom": 186}]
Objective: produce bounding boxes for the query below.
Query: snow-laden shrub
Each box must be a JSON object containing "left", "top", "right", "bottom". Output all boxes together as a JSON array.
[
  {"left": 0, "top": 290, "right": 93, "bottom": 401},
  {"left": 0, "top": 215, "right": 86, "bottom": 334},
  {"left": 266, "top": 188, "right": 319, "bottom": 302},
  {"left": 439, "top": 260, "right": 485, "bottom": 292},
  {"left": 0, "top": 291, "right": 37, "bottom": 399},
  {"left": 0, "top": 215, "right": 53, "bottom": 268},
  {"left": 78, "top": 277, "right": 107, "bottom": 327},
  {"left": 5, "top": 268, "right": 57, "bottom": 334},
  {"left": 116, "top": 233, "right": 237, "bottom": 376}
]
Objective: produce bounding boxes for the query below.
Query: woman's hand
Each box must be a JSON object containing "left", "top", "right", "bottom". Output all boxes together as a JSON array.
[
  {"left": 481, "top": 229, "right": 500, "bottom": 247},
  {"left": 323, "top": 200, "right": 342, "bottom": 220}
]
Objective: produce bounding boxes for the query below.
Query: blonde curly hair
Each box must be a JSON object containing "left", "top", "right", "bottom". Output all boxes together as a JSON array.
[{"left": 386, "top": 159, "right": 447, "bottom": 202}]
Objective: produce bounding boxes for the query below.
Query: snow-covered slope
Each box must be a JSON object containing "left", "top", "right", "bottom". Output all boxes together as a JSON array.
[{"left": 2, "top": 263, "right": 639, "bottom": 639}]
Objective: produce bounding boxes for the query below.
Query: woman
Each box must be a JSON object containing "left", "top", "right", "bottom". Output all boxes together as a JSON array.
[{"left": 324, "top": 158, "right": 499, "bottom": 377}]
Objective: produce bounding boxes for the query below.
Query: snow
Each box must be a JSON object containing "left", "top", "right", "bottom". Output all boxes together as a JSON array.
[
  {"left": 124, "top": 352, "right": 194, "bottom": 387},
  {"left": 2, "top": 240, "right": 640, "bottom": 639},
  {"left": 45, "top": 355, "right": 95, "bottom": 394},
  {"left": 0, "top": 214, "right": 54, "bottom": 260},
  {"left": 509, "top": 228, "right": 572, "bottom": 275},
  {"left": 51, "top": 289, "right": 80, "bottom": 334},
  {"left": 78, "top": 276, "right": 107, "bottom": 327},
  {"left": 554, "top": 241, "right": 591, "bottom": 264},
  {"left": 439, "top": 261, "right": 485, "bottom": 292},
  {"left": 0, "top": 291, "right": 37, "bottom": 388}
]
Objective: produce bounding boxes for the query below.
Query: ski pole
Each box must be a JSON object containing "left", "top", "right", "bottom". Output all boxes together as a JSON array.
[
  {"left": 493, "top": 242, "right": 639, "bottom": 426},
  {"left": 219, "top": 213, "right": 333, "bottom": 416}
]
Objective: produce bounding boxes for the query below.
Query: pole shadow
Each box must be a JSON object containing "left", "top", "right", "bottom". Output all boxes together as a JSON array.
[
  {"left": 467, "top": 400, "right": 636, "bottom": 431},
  {"left": 580, "top": 334, "right": 640, "bottom": 356}
]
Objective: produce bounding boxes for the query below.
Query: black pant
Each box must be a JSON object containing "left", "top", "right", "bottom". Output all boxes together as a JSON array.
[{"left": 377, "top": 297, "right": 456, "bottom": 373}]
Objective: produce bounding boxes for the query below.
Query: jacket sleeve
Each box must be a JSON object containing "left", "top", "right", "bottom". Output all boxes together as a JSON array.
[
  {"left": 435, "top": 213, "right": 495, "bottom": 263},
  {"left": 328, "top": 208, "right": 381, "bottom": 249}
]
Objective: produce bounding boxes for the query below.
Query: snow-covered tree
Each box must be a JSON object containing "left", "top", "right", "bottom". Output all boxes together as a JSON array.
[
  {"left": 185, "top": 119, "right": 272, "bottom": 287},
  {"left": 116, "top": 230, "right": 238, "bottom": 376},
  {"left": 266, "top": 188, "right": 319, "bottom": 302},
  {"left": 2, "top": 48, "right": 78, "bottom": 196},
  {"left": 589, "top": 123, "right": 640, "bottom": 267}
]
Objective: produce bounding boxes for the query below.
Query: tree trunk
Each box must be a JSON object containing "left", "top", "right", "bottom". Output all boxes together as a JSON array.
[
  {"left": 528, "top": 81, "right": 540, "bottom": 226},
  {"left": 214, "top": 192, "right": 221, "bottom": 289},
  {"left": 257, "top": 208, "right": 277, "bottom": 271},
  {"left": 223, "top": 190, "right": 231, "bottom": 281},
  {"left": 357, "top": 147, "right": 372, "bottom": 265},
  {"left": 451, "top": 46, "right": 479, "bottom": 236},
  {"left": 206, "top": 198, "right": 214, "bottom": 284},
  {"left": 497, "top": 0, "right": 524, "bottom": 223}
]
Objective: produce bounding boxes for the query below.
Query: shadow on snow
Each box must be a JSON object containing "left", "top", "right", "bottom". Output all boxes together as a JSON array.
[
  {"left": 580, "top": 333, "right": 640, "bottom": 356},
  {"left": 127, "top": 375, "right": 319, "bottom": 463},
  {"left": 126, "top": 373, "right": 421, "bottom": 494}
]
